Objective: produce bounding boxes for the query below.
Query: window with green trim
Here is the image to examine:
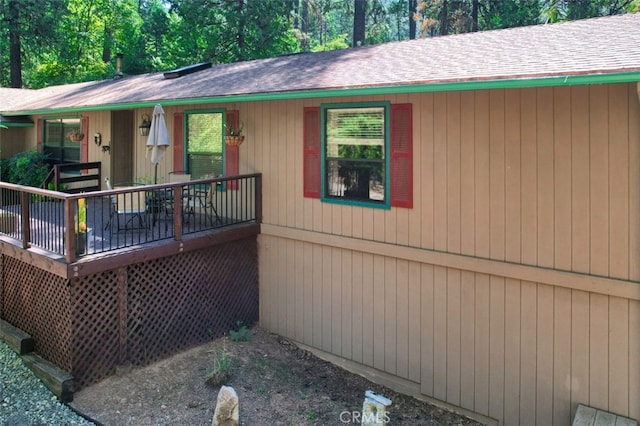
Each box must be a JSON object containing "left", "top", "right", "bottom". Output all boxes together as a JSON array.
[
  {"left": 185, "top": 111, "right": 224, "bottom": 178},
  {"left": 323, "top": 104, "right": 388, "bottom": 206},
  {"left": 43, "top": 118, "right": 81, "bottom": 164}
]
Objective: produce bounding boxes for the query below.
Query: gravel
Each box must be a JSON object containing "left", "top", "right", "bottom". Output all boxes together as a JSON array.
[{"left": 0, "top": 340, "right": 95, "bottom": 426}]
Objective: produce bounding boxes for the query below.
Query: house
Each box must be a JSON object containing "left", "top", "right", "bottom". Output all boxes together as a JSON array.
[{"left": 1, "top": 12, "right": 640, "bottom": 425}]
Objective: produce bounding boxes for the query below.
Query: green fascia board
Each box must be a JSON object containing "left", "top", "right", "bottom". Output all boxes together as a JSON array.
[
  {"left": 5, "top": 71, "right": 640, "bottom": 116},
  {"left": 0, "top": 122, "right": 33, "bottom": 128}
]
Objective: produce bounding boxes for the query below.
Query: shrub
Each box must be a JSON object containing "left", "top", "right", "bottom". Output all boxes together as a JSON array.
[
  {"left": 229, "top": 321, "right": 251, "bottom": 342},
  {"left": 6, "top": 150, "right": 50, "bottom": 188}
]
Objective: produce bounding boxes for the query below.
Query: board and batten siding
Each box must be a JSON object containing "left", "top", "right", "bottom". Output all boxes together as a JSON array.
[{"left": 248, "top": 83, "right": 640, "bottom": 425}]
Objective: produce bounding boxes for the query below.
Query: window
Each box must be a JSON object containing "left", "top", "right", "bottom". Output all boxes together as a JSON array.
[
  {"left": 304, "top": 103, "right": 412, "bottom": 208},
  {"left": 43, "top": 118, "right": 82, "bottom": 164},
  {"left": 324, "top": 104, "right": 388, "bottom": 206},
  {"left": 184, "top": 111, "right": 224, "bottom": 178}
]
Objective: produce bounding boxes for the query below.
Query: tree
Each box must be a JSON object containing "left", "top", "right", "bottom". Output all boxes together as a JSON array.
[
  {"left": 0, "top": 0, "right": 66, "bottom": 87},
  {"left": 353, "top": 0, "right": 366, "bottom": 46},
  {"left": 408, "top": 0, "right": 417, "bottom": 38}
]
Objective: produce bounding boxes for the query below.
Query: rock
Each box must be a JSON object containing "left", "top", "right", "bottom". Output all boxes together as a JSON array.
[{"left": 212, "top": 386, "right": 239, "bottom": 426}]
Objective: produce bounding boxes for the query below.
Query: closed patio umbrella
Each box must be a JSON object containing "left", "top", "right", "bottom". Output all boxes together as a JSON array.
[{"left": 146, "top": 104, "right": 170, "bottom": 184}]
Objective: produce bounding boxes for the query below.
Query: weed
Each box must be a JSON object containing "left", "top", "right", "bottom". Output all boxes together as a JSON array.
[
  {"left": 229, "top": 321, "right": 252, "bottom": 342},
  {"left": 256, "top": 385, "right": 266, "bottom": 394},
  {"left": 299, "top": 391, "right": 307, "bottom": 400},
  {"left": 211, "top": 346, "right": 231, "bottom": 376},
  {"left": 305, "top": 410, "right": 317, "bottom": 421},
  {"left": 205, "top": 346, "right": 232, "bottom": 388}
]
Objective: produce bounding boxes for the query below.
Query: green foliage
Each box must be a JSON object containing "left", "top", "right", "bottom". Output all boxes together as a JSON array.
[
  {"left": 304, "top": 410, "right": 317, "bottom": 421},
  {"left": 6, "top": 150, "right": 50, "bottom": 188},
  {"left": 311, "top": 34, "right": 349, "bottom": 52},
  {"left": 211, "top": 346, "right": 231, "bottom": 376},
  {"left": 1, "top": 0, "right": 638, "bottom": 87},
  {"left": 229, "top": 321, "right": 251, "bottom": 342}
]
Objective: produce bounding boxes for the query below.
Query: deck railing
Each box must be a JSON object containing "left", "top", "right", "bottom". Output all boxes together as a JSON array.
[{"left": 0, "top": 173, "right": 262, "bottom": 262}]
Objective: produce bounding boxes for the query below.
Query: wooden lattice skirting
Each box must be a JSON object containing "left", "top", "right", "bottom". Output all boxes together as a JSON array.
[{"left": 0, "top": 237, "right": 258, "bottom": 389}]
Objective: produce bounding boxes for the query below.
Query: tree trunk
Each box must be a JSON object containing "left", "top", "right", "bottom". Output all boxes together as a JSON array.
[
  {"left": 353, "top": 0, "right": 365, "bottom": 47},
  {"left": 236, "top": 0, "right": 245, "bottom": 60},
  {"left": 301, "top": 0, "right": 309, "bottom": 51},
  {"left": 440, "top": 0, "right": 448, "bottom": 35},
  {"left": 472, "top": 0, "right": 479, "bottom": 32},
  {"left": 8, "top": 0, "right": 23, "bottom": 88},
  {"left": 409, "top": 0, "right": 417, "bottom": 39},
  {"left": 102, "top": 24, "right": 113, "bottom": 63}
]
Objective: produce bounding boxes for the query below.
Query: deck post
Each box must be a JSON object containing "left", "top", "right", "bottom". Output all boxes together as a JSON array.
[
  {"left": 64, "top": 199, "right": 77, "bottom": 263},
  {"left": 20, "top": 191, "right": 30, "bottom": 250},
  {"left": 255, "top": 174, "right": 262, "bottom": 224},
  {"left": 173, "top": 187, "right": 183, "bottom": 241}
]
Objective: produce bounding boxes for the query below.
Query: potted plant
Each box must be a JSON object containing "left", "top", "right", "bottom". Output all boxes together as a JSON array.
[
  {"left": 224, "top": 122, "right": 245, "bottom": 146},
  {"left": 67, "top": 130, "right": 85, "bottom": 142}
]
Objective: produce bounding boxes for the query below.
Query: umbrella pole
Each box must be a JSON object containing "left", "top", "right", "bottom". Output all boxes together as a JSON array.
[{"left": 154, "top": 164, "right": 158, "bottom": 184}]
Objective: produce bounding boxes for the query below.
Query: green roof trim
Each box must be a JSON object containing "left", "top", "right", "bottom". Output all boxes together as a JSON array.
[{"left": 6, "top": 71, "right": 640, "bottom": 116}]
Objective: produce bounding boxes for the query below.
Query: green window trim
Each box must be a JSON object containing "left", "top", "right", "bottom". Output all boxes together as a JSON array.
[
  {"left": 43, "top": 117, "right": 82, "bottom": 164},
  {"left": 320, "top": 101, "right": 391, "bottom": 209},
  {"left": 183, "top": 109, "right": 226, "bottom": 178}
]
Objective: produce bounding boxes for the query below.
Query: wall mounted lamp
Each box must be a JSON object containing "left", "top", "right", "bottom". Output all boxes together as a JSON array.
[
  {"left": 94, "top": 133, "right": 102, "bottom": 146},
  {"left": 139, "top": 114, "right": 151, "bottom": 136}
]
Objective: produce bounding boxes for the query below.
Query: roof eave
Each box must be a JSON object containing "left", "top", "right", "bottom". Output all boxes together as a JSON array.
[
  {"left": 0, "top": 114, "right": 34, "bottom": 127},
  {"left": 5, "top": 70, "right": 640, "bottom": 116}
]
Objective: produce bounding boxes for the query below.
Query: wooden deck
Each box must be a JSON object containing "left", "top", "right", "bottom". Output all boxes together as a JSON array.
[
  {"left": 0, "top": 173, "right": 262, "bottom": 270},
  {"left": 0, "top": 174, "right": 262, "bottom": 389}
]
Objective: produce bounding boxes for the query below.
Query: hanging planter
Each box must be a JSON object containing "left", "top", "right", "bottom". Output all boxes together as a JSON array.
[
  {"left": 67, "top": 131, "right": 85, "bottom": 142},
  {"left": 224, "top": 122, "right": 244, "bottom": 146},
  {"left": 224, "top": 135, "right": 245, "bottom": 147}
]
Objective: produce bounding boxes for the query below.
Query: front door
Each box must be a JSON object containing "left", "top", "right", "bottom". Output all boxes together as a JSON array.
[{"left": 110, "top": 110, "right": 134, "bottom": 185}]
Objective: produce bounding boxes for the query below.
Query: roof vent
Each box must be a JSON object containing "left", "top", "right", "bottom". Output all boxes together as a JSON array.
[{"left": 163, "top": 62, "right": 212, "bottom": 79}]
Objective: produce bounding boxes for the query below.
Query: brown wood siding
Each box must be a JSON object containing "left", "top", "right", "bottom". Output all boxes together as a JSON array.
[
  {"left": 254, "top": 83, "right": 640, "bottom": 425},
  {"left": 248, "top": 83, "right": 640, "bottom": 281},
  {"left": 260, "top": 233, "right": 640, "bottom": 425}
]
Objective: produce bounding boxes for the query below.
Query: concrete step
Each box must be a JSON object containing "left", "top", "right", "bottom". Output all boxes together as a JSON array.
[{"left": 573, "top": 404, "right": 637, "bottom": 426}]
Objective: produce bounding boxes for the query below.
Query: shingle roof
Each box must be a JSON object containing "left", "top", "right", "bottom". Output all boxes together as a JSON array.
[
  {"left": 0, "top": 88, "right": 53, "bottom": 110},
  {"left": 3, "top": 12, "right": 640, "bottom": 114}
]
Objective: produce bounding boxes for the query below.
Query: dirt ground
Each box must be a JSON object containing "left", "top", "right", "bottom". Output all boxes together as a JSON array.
[{"left": 70, "top": 327, "right": 484, "bottom": 426}]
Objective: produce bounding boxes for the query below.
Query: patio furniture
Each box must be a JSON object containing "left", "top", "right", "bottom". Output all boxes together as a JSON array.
[
  {"left": 170, "top": 172, "right": 221, "bottom": 226},
  {"left": 190, "top": 179, "right": 221, "bottom": 226},
  {"left": 104, "top": 178, "right": 148, "bottom": 233}
]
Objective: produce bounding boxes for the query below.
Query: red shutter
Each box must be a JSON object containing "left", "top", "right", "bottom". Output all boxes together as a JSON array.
[
  {"left": 81, "top": 116, "right": 89, "bottom": 164},
  {"left": 390, "top": 103, "right": 413, "bottom": 208},
  {"left": 173, "top": 112, "right": 184, "bottom": 172},
  {"left": 226, "top": 145, "right": 240, "bottom": 189},
  {"left": 225, "top": 110, "right": 240, "bottom": 190},
  {"left": 36, "top": 118, "right": 42, "bottom": 153},
  {"left": 303, "top": 107, "right": 320, "bottom": 198}
]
